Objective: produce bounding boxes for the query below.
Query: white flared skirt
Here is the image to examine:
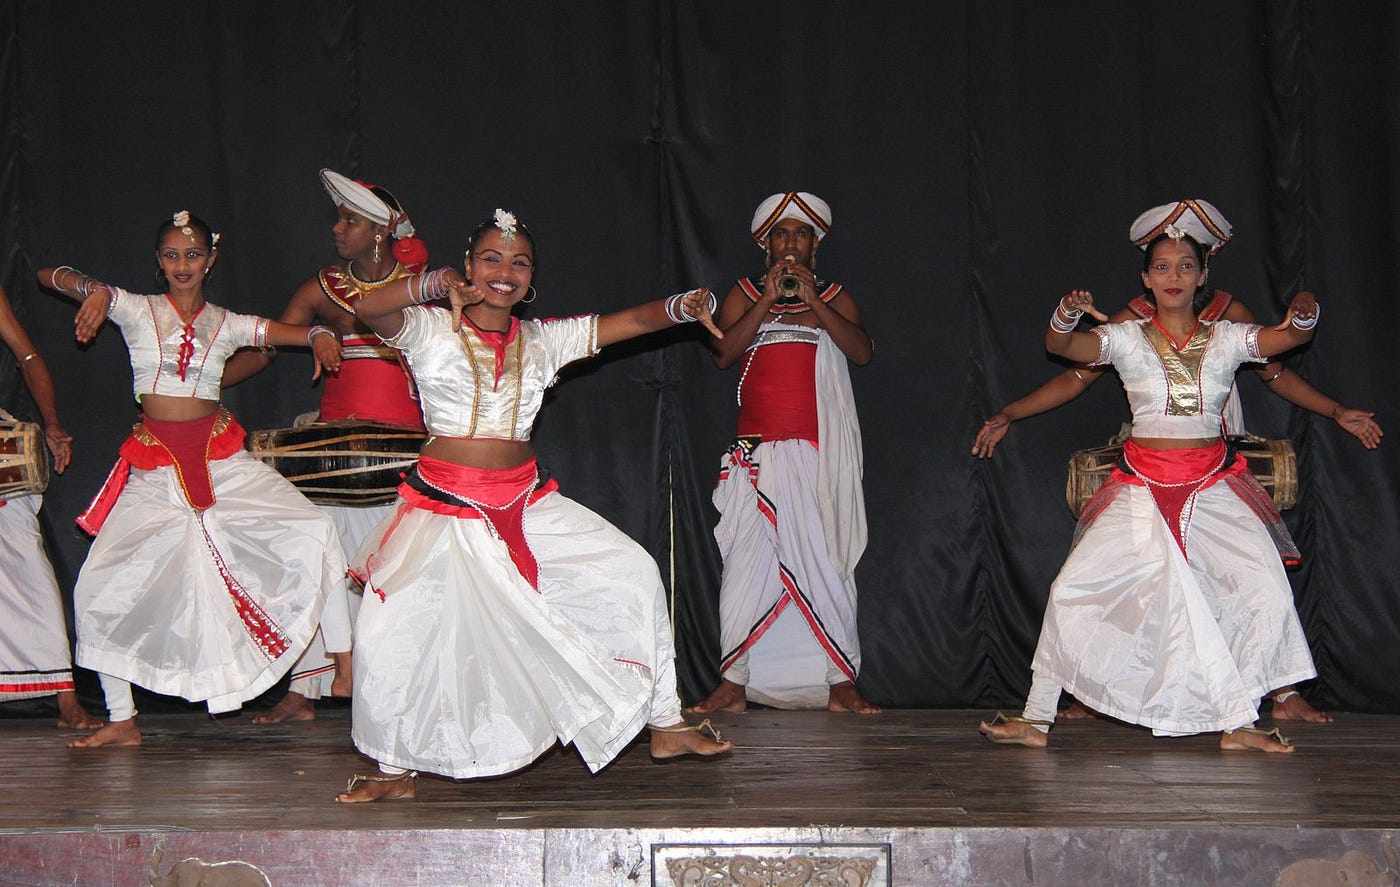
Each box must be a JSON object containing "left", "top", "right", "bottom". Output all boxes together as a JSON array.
[
  {"left": 74, "top": 451, "right": 345, "bottom": 711},
  {"left": 1031, "top": 482, "right": 1316, "bottom": 735},
  {"left": 350, "top": 490, "right": 681, "bottom": 779},
  {"left": 0, "top": 495, "right": 74, "bottom": 701}
]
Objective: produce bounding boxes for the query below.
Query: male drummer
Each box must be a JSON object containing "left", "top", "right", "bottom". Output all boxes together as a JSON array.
[
  {"left": 223, "top": 169, "right": 427, "bottom": 723},
  {"left": 0, "top": 285, "right": 102, "bottom": 729}
]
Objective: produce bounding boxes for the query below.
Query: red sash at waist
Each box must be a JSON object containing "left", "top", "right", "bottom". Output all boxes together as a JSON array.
[
  {"left": 1114, "top": 439, "right": 1245, "bottom": 558},
  {"left": 77, "top": 409, "right": 245, "bottom": 536},
  {"left": 737, "top": 342, "right": 818, "bottom": 443},
  {"left": 388, "top": 455, "right": 556, "bottom": 590},
  {"left": 319, "top": 337, "right": 424, "bottom": 429}
]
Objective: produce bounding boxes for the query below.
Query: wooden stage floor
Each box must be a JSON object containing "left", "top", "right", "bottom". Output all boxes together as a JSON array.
[{"left": 2, "top": 707, "right": 1397, "bottom": 885}]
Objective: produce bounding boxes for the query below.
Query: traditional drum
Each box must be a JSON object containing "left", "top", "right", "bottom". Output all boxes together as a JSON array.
[
  {"left": 0, "top": 408, "right": 49, "bottom": 500},
  {"left": 1066, "top": 427, "right": 1297, "bottom": 518},
  {"left": 247, "top": 421, "right": 427, "bottom": 506}
]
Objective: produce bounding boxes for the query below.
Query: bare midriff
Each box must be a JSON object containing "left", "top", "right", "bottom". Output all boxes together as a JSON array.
[
  {"left": 421, "top": 435, "right": 534, "bottom": 470},
  {"left": 1130, "top": 436, "right": 1220, "bottom": 451},
  {"left": 138, "top": 394, "right": 221, "bottom": 422}
]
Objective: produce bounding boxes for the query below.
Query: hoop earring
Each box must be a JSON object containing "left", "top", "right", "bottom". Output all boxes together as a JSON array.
[
  {"left": 373, "top": 235, "right": 382, "bottom": 263},
  {"left": 521, "top": 285, "right": 537, "bottom": 304}
]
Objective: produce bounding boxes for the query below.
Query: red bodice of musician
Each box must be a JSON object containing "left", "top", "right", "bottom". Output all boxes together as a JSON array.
[
  {"left": 737, "top": 342, "right": 818, "bottom": 444},
  {"left": 317, "top": 266, "right": 425, "bottom": 430},
  {"left": 318, "top": 333, "right": 424, "bottom": 429}
]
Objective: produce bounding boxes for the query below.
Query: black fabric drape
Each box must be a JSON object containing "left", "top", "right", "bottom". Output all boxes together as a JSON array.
[{"left": 0, "top": 1, "right": 1396, "bottom": 716}]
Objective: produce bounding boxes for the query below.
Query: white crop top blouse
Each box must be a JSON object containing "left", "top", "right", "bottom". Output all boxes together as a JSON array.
[
  {"left": 382, "top": 305, "right": 600, "bottom": 440},
  {"left": 1089, "top": 318, "right": 1265, "bottom": 438},
  {"left": 108, "top": 288, "right": 269, "bottom": 403}
]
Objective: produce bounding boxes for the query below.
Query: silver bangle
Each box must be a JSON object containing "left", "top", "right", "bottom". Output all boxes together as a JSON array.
[
  {"left": 307, "top": 325, "right": 337, "bottom": 347},
  {"left": 665, "top": 289, "right": 715, "bottom": 324},
  {"left": 54, "top": 265, "right": 80, "bottom": 295},
  {"left": 1290, "top": 304, "right": 1320, "bottom": 330},
  {"left": 1049, "top": 306, "right": 1080, "bottom": 333}
]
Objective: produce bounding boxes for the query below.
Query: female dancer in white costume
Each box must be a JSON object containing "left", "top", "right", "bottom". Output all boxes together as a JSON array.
[
  {"left": 39, "top": 211, "right": 347, "bottom": 747},
  {"left": 980, "top": 216, "right": 1321, "bottom": 753},
  {"left": 340, "top": 210, "right": 731, "bottom": 802}
]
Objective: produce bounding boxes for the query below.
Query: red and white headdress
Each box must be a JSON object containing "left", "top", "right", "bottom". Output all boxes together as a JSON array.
[
  {"left": 320, "top": 168, "right": 416, "bottom": 240},
  {"left": 320, "top": 168, "right": 427, "bottom": 267},
  {"left": 1129, "top": 199, "right": 1233, "bottom": 254},
  {"left": 751, "top": 191, "right": 832, "bottom": 247}
]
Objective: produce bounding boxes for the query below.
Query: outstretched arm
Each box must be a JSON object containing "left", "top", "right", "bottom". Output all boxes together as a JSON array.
[
  {"left": 596, "top": 288, "right": 722, "bottom": 348},
  {"left": 353, "top": 267, "right": 471, "bottom": 339},
  {"left": 1223, "top": 300, "right": 1382, "bottom": 449},
  {"left": 222, "top": 277, "right": 328, "bottom": 387},
  {"left": 973, "top": 368, "right": 1103, "bottom": 457},
  {"left": 0, "top": 287, "right": 71, "bottom": 472},
  {"left": 973, "top": 304, "right": 1138, "bottom": 457}
]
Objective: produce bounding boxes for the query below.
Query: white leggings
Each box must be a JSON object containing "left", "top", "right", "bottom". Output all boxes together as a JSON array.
[
  {"left": 98, "top": 672, "right": 138, "bottom": 722},
  {"left": 1021, "top": 671, "right": 1062, "bottom": 733},
  {"left": 98, "top": 672, "right": 246, "bottom": 719}
]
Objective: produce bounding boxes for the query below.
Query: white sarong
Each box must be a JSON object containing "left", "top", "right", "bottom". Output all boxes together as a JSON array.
[
  {"left": 286, "top": 503, "right": 387, "bottom": 699},
  {"left": 0, "top": 495, "right": 75, "bottom": 701},
  {"left": 350, "top": 490, "right": 682, "bottom": 778},
  {"left": 711, "top": 330, "right": 865, "bottom": 708},
  {"left": 75, "top": 451, "right": 345, "bottom": 713},
  {"left": 1030, "top": 482, "right": 1316, "bottom": 735}
]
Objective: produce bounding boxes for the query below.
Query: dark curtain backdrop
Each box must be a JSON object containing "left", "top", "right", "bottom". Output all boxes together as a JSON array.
[{"left": 1, "top": 1, "right": 1396, "bottom": 714}]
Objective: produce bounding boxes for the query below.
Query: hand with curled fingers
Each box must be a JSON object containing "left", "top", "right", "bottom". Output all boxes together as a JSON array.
[
  {"left": 445, "top": 270, "right": 483, "bottom": 332},
  {"left": 74, "top": 284, "right": 113, "bottom": 344},
  {"left": 311, "top": 332, "right": 342, "bottom": 379},
  {"left": 681, "top": 288, "right": 724, "bottom": 340},
  {"left": 971, "top": 412, "right": 1012, "bottom": 459},
  {"left": 44, "top": 424, "right": 73, "bottom": 473},
  {"left": 1275, "top": 290, "right": 1319, "bottom": 331},
  {"left": 786, "top": 262, "right": 821, "bottom": 307},
  {"left": 759, "top": 262, "right": 789, "bottom": 306},
  {"left": 1059, "top": 289, "right": 1109, "bottom": 323}
]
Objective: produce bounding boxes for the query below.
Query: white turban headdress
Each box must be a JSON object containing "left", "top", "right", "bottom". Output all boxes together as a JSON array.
[
  {"left": 1129, "top": 198, "right": 1232, "bottom": 254},
  {"left": 320, "top": 168, "right": 416, "bottom": 239},
  {"left": 751, "top": 191, "right": 832, "bottom": 247}
]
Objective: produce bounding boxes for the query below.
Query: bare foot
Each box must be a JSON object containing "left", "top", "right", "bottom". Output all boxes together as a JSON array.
[
  {"left": 1271, "top": 691, "right": 1333, "bottom": 724},
  {"left": 978, "top": 718, "right": 1049, "bottom": 748},
  {"left": 251, "top": 692, "right": 315, "bottom": 724},
  {"left": 827, "top": 681, "right": 881, "bottom": 715},
  {"left": 1057, "top": 700, "right": 1099, "bottom": 720},
  {"left": 687, "top": 679, "right": 747, "bottom": 714},
  {"left": 55, "top": 690, "right": 105, "bottom": 730},
  {"left": 68, "top": 717, "right": 141, "bottom": 748},
  {"left": 650, "top": 721, "right": 734, "bottom": 760},
  {"left": 329, "top": 652, "right": 353, "bottom": 698},
  {"left": 1220, "top": 729, "right": 1295, "bottom": 753},
  {"left": 335, "top": 773, "right": 416, "bottom": 803}
]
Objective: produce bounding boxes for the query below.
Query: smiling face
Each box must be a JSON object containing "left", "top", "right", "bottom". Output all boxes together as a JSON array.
[
  {"left": 156, "top": 228, "right": 217, "bottom": 295},
  {"left": 1140, "top": 238, "right": 1207, "bottom": 312},
  {"left": 465, "top": 228, "right": 535, "bottom": 308},
  {"left": 331, "top": 206, "right": 388, "bottom": 262},
  {"left": 764, "top": 218, "right": 817, "bottom": 268}
]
